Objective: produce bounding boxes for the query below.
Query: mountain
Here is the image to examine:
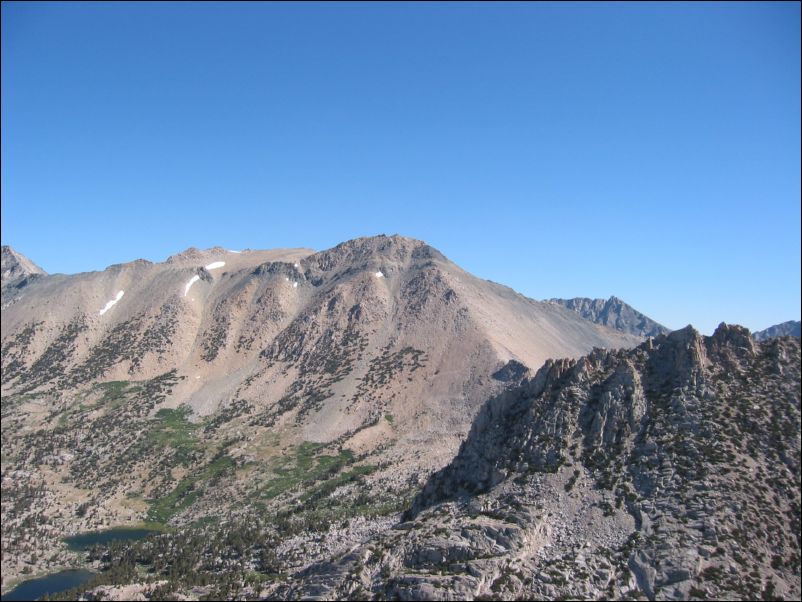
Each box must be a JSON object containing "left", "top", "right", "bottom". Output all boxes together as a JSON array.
[
  {"left": 548, "top": 296, "right": 669, "bottom": 338},
  {"left": 753, "top": 320, "right": 801, "bottom": 341},
  {"left": 272, "top": 324, "right": 800, "bottom": 601},
  {"left": 0, "top": 234, "right": 641, "bottom": 591},
  {"left": 1, "top": 245, "right": 47, "bottom": 285}
]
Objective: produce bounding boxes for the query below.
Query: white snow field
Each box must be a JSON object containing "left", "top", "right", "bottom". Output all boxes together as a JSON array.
[
  {"left": 204, "top": 261, "right": 226, "bottom": 270},
  {"left": 375, "top": 271, "right": 384, "bottom": 278},
  {"left": 99, "top": 290, "right": 124, "bottom": 315},
  {"left": 184, "top": 275, "right": 201, "bottom": 296}
]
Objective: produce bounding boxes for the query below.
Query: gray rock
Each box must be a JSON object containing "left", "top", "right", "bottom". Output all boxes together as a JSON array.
[
  {"left": 753, "top": 320, "right": 801, "bottom": 341},
  {"left": 548, "top": 295, "right": 669, "bottom": 337}
]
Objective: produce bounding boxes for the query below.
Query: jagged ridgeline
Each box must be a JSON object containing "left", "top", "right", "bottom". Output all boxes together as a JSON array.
[
  {"left": 275, "top": 324, "right": 799, "bottom": 601},
  {"left": 548, "top": 296, "right": 670, "bottom": 338},
  {"left": 31, "top": 323, "right": 798, "bottom": 601},
  {"left": 1, "top": 235, "right": 642, "bottom": 594},
  {"left": 3, "top": 237, "right": 798, "bottom": 601},
  {"left": 753, "top": 320, "right": 801, "bottom": 342}
]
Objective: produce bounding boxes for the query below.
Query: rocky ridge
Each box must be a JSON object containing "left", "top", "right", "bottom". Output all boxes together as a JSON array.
[
  {"left": 1, "top": 245, "right": 47, "bottom": 283},
  {"left": 549, "top": 296, "right": 670, "bottom": 338},
  {"left": 270, "top": 324, "right": 800, "bottom": 601},
  {"left": 753, "top": 320, "right": 801, "bottom": 341}
]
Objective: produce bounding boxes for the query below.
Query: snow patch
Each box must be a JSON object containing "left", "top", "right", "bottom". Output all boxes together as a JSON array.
[
  {"left": 375, "top": 271, "right": 384, "bottom": 278},
  {"left": 99, "top": 290, "right": 124, "bottom": 315},
  {"left": 294, "top": 263, "right": 299, "bottom": 268},
  {"left": 184, "top": 275, "right": 201, "bottom": 296},
  {"left": 228, "top": 250, "right": 241, "bottom": 254},
  {"left": 205, "top": 261, "right": 225, "bottom": 270},
  {"left": 293, "top": 282, "right": 298, "bottom": 288}
]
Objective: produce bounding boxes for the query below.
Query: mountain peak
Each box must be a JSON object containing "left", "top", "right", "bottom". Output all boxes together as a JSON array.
[
  {"left": 1, "top": 245, "right": 47, "bottom": 284},
  {"left": 165, "top": 246, "right": 228, "bottom": 264},
  {"left": 303, "top": 234, "right": 446, "bottom": 278},
  {"left": 549, "top": 295, "right": 669, "bottom": 338},
  {"left": 665, "top": 323, "right": 699, "bottom": 341},
  {"left": 325, "top": 234, "right": 433, "bottom": 256},
  {"left": 711, "top": 321, "right": 752, "bottom": 343}
]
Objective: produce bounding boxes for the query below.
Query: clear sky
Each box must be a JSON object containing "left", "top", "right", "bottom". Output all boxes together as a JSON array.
[{"left": 2, "top": 2, "right": 800, "bottom": 334}]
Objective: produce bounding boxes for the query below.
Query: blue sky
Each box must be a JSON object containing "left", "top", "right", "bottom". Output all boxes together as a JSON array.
[{"left": 2, "top": 2, "right": 800, "bottom": 334}]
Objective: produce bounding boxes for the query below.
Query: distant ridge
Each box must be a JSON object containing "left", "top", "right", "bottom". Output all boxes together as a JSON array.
[
  {"left": 1, "top": 245, "right": 47, "bottom": 284},
  {"left": 753, "top": 320, "right": 801, "bottom": 341},
  {"left": 547, "top": 295, "right": 669, "bottom": 338}
]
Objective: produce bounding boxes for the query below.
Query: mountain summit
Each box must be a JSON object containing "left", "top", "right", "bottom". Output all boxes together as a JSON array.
[{"left": 1, "top": 245, "right": 47, "bottom": 284}]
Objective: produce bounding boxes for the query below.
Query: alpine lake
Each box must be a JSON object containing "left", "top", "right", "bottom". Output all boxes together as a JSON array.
[{"left": 1, "top": 527, "right": 161, "bottom": 601}]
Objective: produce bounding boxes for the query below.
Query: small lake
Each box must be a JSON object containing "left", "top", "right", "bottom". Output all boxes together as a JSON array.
[
  {"left": 1, "top": 569, "right": 95, "bottom": 601},
  {"left": 1, "top": 528, "right": 160, "bottom": 600},
  {"left": 64, "top": 526, "right": 161, "bottom": 550}
]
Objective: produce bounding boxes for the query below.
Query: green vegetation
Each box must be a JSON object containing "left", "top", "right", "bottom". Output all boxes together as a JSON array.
[
  {"left": 95, "top": 380, "right": 138, "bottom": 407},
  {"left": 148, "top": 453, "right": 235, "bottom": 523},
  {"left": 259, "top": 442, "right": 356, "bottom": 500},
  {"left": 144, "top": 405, "right": 200, "bottom": 465},
  {"left": 564, "top": 469, "right": 580, "bottom": 492},
  {"left": 43, "top": 518, "right": 283, "bottom": 601},
  {"left": 300, "top": 464, "right": 378, "bottom": 502}
]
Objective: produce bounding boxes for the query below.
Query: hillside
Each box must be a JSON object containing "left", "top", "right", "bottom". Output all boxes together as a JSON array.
[
  {"left": 0, "top": 235, "right": 640, "bottom": 590},
  {"left": 270, "top": 324, "right": 800, "bottom": 601}
]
